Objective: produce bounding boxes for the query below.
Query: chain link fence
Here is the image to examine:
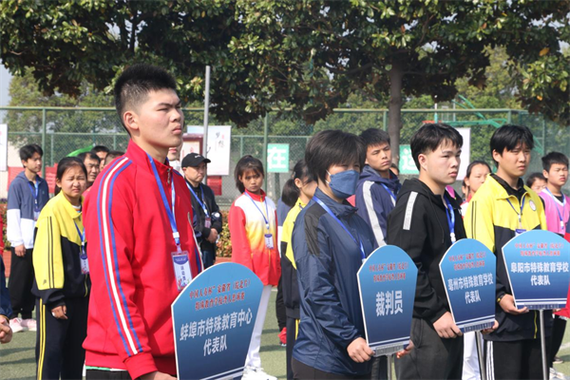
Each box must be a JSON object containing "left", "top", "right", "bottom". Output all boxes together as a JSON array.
[{"left": 1, "top": 107, "right": 567, "bottom": 207}]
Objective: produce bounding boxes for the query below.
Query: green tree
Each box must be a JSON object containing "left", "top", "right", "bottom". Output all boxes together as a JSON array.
[
  {"left": 1, "top": 0, "right": 567, "bottom": 164},
  {"left": 4, "top": 69, "right": 119, "bottom": 165}
]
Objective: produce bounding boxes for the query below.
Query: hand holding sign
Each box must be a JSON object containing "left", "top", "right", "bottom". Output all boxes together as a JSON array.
[
  {"left": 498, "top": 294, "right": 528, "bottom": 315},
  {"left": 433, "top": 311, "right": 463, "bottom": 339},
  {"left": 347, "top": 337, "right": 374, "bottom": 363}
]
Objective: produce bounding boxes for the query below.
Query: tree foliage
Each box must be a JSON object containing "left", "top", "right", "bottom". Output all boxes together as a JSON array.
[{"left": 1, "top": 0, "right": 567, "bottom": 162}]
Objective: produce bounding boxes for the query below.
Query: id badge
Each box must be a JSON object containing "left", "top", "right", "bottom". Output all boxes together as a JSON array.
[
  {"left": 204, "top": 217, "right": 211, "bottom": 229},
  {"left": 264, "top": 233, "right": 274, "bottom": 249},
  {"left": 80, "top": 247, "right": 89, "bottom": 274},
  {"left": 172, "top": 251, "right": 191, "bottom": 291},
  {"left": 515, "top": 229, "right": 527, "bottom": 236},
  {"left": 34, "top": 210, "right": 40, "bottom": 221}
]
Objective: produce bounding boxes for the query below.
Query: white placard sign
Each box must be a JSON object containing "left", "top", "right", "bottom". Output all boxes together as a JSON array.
[{"left": 185, "top": 126, "right": 232, "bottom": 176}]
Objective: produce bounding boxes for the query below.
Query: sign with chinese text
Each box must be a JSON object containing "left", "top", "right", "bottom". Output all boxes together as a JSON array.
[
  {"left": 267, "top": 143, "right": 289, "bottom": 173},
  {"left": 172, "top": 263, "right": 263, "bottom": 380},
  {"left": 357, "top": 245, "right": 417, "bottom": 356},
  {"left": 440, "top": 239, "right": 496, "bottom": 332},
  {"left": 502, "top": 230, "right": 570, "bottom": 310}
]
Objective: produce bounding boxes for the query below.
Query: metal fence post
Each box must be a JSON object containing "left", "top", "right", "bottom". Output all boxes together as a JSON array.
[
  {"left": 42, "top": 108, "right": 47, "bottom": 177},
  {"left": 263, "top": 113, "right": 269, "bottom": 191},
  {"left": 382, "top": 111, "right": 388, "bottom": 131}
]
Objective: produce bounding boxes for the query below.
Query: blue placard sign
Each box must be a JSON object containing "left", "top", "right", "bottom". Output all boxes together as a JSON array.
[
  {"left": 357, "top": 245, "right": 418, "bottom": 356},
  {"left": 439, "top": 239, "right": 496, "bottom": 332},
  {"left": 172, "top": 263, "right": 263, "bottom": 380},
  {"left": 502, "top": 230, "right": 570, "bottom": 310}
]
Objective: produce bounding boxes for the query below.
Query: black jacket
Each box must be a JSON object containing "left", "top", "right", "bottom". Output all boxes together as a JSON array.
[
  {"left": 186, "top": 181, "right": 223, "bottom": 255},
  {"left": 387, "top": 178, "right": 466, "bottom": 323}
]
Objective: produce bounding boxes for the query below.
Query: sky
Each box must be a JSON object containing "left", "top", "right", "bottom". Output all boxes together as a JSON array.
[{"left": 0, "top": 63, "right": 11, "bottom": 106}]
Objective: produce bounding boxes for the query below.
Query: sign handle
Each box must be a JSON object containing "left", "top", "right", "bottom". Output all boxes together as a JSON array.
[
  {"left": 539, "top": 310, "right": 548, "bottom": 380},
  {"left": 387, "top": 354, "right": 393, "bottom": 380},
  {"left": 475, "top": 331, "right": 487, "bottom": 380}
]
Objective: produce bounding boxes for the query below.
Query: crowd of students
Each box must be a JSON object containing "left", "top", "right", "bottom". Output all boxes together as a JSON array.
[{"left": 0, "top": 64, "right": 568, "bottom": 380}]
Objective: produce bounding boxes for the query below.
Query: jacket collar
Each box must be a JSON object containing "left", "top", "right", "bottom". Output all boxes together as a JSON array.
[
  {"left": 244, "top": 189, "right": 267, "bottom": 202},
  {"left": 360, "top": 165, "right": 401, "bottom": 191},
  {"left": 55, "top": 191, "right": 84, "bottom": 221},
  {"left": 313, "top": 187, "right": 357, "bottom": 218},
  {"left": 16, "top": 171, "right": 44, "bottom": 184},
  {"left": 489, "top": 174, "right": 527, "bottom": 201},
  {"left": 126, "top": 141, "right": 172, "bottom": 180}
]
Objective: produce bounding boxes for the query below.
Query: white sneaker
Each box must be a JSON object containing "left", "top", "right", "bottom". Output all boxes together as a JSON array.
[
  {"left": 242, "top": 367, "right": 277, "bottom": 380},
  {"left": 9, "top": 318, "right": 24, "bottom": 333},
  {"left": 21, "top": 318, "right": 37, "bottom": 332}
]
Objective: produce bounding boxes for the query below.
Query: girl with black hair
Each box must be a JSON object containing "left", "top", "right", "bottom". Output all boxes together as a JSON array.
[
  {"left": 279, "top": 159, "right": 316, "bottom": 379},
  {"left": 229, "top": 155, "right": 279, "bottom": 380},
  {"left": 460, "top": 160, "right": 491, "bottom": 215},
  {"left": 32, "top": 156, "right": 90, "bottom": 379}
]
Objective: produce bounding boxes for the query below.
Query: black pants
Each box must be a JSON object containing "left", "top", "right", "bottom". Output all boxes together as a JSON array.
[
  {"left": 8, "top": 247, "right": 35, "bottom": 319},
  {"left": 86, "top": 370, "right": 132, "bottom": 380},
  {"left": 488, "top": 339, "right": 546, "bottom": 380},
  {"left": 36, "top": 296, "right": 88, "bottom": 380},
  {"left": 292, "top": 358, "right": 370, "bottom": 379},
  {"left": 202, "top": 249, "right": 215, "bottom": 269},
  {"left": 395, "top": 317, "right": 463, "bottom": 380},
  {"left": 370, "top": 356, "right": 388, "bottom": 380},
  {"left": 549, "top": 315, "right": 566, "bottom": 367},
  {"left": 276, "top": 278, "right": 287, "bottom": 331},
  {"left": 286, "top": 316, "right": 298, "bottom": 380}
]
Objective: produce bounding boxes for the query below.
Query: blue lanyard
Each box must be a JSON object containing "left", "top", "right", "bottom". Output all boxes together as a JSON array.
[
  {"left": 187, "top": 183, "right": 209, "bottom": 217},
  {"left": 28, "top": 181, "right": 39, "bottom": 209},
  {"left": 73, "top": 219, "right": 85, "bottom": 248},
  {"left": 245, "top": 192, "right": 271, "bottom": 232},
  {"left": 381, "top": 183, "right": 397, "bottom": 204},
  {"left": 313, "top": 196, "right": 366, "bottom": 260},
  {"left": 545, "top": 188, "right": 566, "bottom": 229},
  {"left": 444, "top": 195, "right": 456, "bottom": 243},
  {"left": 506, "top": 195, "right": 526, "bottom": 228},
  {"left": 147, "top": 153, "right": 181, "bottom": 251}
]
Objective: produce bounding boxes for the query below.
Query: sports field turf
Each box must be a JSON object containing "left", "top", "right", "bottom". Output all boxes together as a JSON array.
[{"left": 1, "top": 290, "right": 569, "bottom": 379}]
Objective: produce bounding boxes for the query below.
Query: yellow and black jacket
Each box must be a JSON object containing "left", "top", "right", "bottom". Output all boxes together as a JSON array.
[
  {"left": 465, "top": 174, "right": 547, "bottom": 341},
  {"left": 32, "top": 192, "right": 90, "bottom": 308}
]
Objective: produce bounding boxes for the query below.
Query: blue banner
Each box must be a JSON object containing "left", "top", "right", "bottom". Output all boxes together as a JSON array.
[
  {"left": 502, "top": 230, "right": 570, "bottom": 310},
  {"left": 171, "top": 263, "right": 263, "bottom": 380},
  {"left": 439, "top": 239, "right": 496, "bottom": 332},
  {"left": 357, "top": 245, "right": 417, "bottom": 356}
]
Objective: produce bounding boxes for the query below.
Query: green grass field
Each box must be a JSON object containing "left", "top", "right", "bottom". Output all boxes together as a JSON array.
[{"left": 1, "top": 290, "right": 569, "bottom": 379}]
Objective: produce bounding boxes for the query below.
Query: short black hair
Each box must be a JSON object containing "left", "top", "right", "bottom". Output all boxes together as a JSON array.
[
  {"left": 19, "top": 144, "right": 43, "bottom": 161},
  {"left": 305, "top": 130, "right": 365, "bottom": 184},
  {"left": 526, "top": 172, "right": 546, "bottom": 188},
  {"left": 114, "top": 64, "right": 178, "bottom": 132},
  {"left": 78, "top": 152, "right": 101, "bottom": 164},
  {"left": 542, "top": 151, "right": 569, "bottom": 172},
  {"left": 410, "top": 123, "right": 463, "bottom": 170},
  {"left": 234, "top": 155, "right": 265, "bottom": 193},
  {"left": 359, "top": 128, "right": 390, "bottom": 149},
  {"left": 490, "top": 124, "right": 534, "bottom": 166},
  {"left": 91, "top": 145, "right": 110, "bottom": 154},
  {"left": 56, "top": 157, "right": 87, "bottom": 180}
]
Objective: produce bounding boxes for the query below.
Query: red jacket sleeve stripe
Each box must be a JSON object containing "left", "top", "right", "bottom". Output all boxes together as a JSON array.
[{"left": 96, "top": 157, "right": 143, "bottom": 357}]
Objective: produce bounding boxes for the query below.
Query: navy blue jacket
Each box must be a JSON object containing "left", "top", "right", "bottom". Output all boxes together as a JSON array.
[
  {"left": 355, "top": 165, "right": 401, "bottom": 246},
  {"left": 291, "top": 188, "right": 376, "bottom": 376}
]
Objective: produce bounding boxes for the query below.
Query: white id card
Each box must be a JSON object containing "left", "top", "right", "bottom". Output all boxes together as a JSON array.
[
  {"left": 172, "top": 251, "right": 191, "bottom": 291},
  {"left": 80, "top": 248, "right": 89, "bottom": 274},
  {"left": 264, "top": 233, "right": 274, "bottom": 249},
  {"left": 204, "top": 217, "right": 211, "bottom": 228}
]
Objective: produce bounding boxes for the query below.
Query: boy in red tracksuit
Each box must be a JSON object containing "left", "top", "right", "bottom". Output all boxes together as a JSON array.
[{"left": 83, "top": 64, "right": 202, "bottom": 380}]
